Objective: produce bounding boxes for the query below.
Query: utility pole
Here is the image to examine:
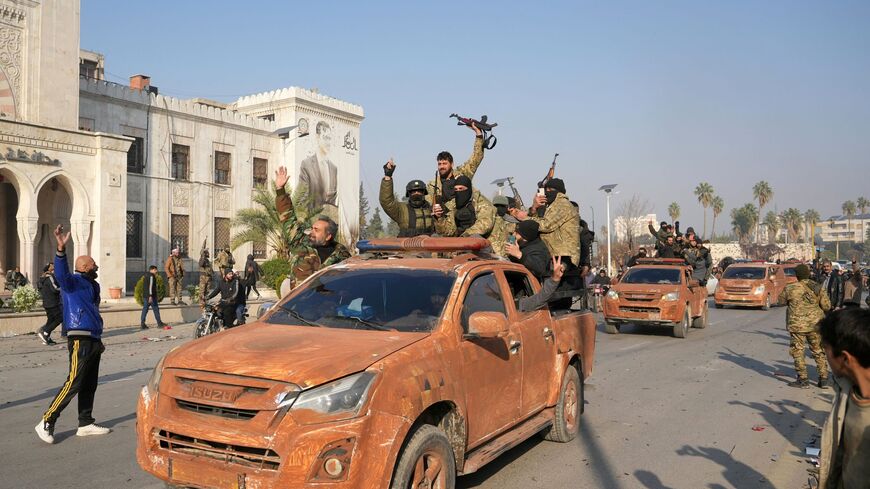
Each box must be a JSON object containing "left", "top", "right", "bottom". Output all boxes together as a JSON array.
[{"left": 599, "top": 184, "right": 618, "bottom": 277}]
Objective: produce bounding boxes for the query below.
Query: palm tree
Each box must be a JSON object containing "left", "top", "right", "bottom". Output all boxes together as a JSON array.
[
  {"left": 231, "top": 183, "right": 320, "bottom": 260},
  {"left": 856, "top": 197, "right": 869, "bottom": 243},
  {"left": 730, "top": 203, "right": 758, "bottom": 243},
  {"left": 694, "top": 182, "right": 715, "bottom": 238},
  {"left": 843, "top": 200, "right": 857, "bottom": 242},
  {"left": 711, "top": 196, "right": 724, "bottom": 239},
  {"left": 804, "top": 209, "right": 820, "bottom": 243},
  {"left": 763, "top": 211, "right": 780, "bottom": 244},
  {"left": 668, "top": 202, "right": 680, "bottom": 223},
  {"left": 782, "top": 208, "right": 804, "bottom": 243},
  {"left": 752, "top": 181, "right": 774, "bottom": 244}
]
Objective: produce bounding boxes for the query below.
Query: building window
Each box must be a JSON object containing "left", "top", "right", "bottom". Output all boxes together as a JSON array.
[
  {"left": 252, "top": 240, "right": 267, "bottom": 259},
  {"left": 214, "top": 151, "right": 231, "bottom": 185},
  {"left": 126, "top": 211, "right": 143, "bottom": 258},
  {"left": 80, "top": 59, "right": 100, "bottom": 79},
  {"left": 127, "top": 136, "right": 144, "bottom": 174},
  {"left": 170, "top": 214, "right": 190, "bottom": 257},
  {"left": 258, "top": 114, "right": 275, "bottom": 122},
  {"left": 171, "top": 144, "right": 190, "bottom": 181},
  {"left": 79, "top": 117, "right": 95, "bottom": 132},
  {"left": 253, "top": 157, "right": 268, "bottom": 188},
  {"left": 214, "top": 218, "right": 232, "bottom": 256}
]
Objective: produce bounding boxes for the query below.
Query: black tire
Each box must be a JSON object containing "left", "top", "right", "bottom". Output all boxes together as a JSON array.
[
  {"left": 390, "top": 425, "right": 455, "bottom": 489},
  {"left": 692, "top": 302, "right": 708, "bottom": 329},
  {"left": 193, "top": 318, "right": 207, "bottom": 339},
  {"left": 762, "top": 295, "right": 771, "bottom": 311},
  {"left": 673, "top": 310, "right": 689, "bottom": 338},
  {"left": 543, "top": 366, "right": 582, "bottom": 443},
  {"left": 605, "top": 321, "right": 620, "bottom": 334}
]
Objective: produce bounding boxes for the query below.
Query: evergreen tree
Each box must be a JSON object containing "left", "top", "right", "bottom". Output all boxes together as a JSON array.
[
  {"left": 359, "top": 182, "right": 370, "bottom": 239},
  {"left": 367, "top": 208, "right": 385, "bottom": 238}
]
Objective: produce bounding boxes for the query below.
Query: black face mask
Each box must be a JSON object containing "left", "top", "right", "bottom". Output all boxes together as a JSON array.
[
  {"left": 545, "top": 190, "right": 559, "bottom": 205},
  {"left": 455, "top": 188, "right": 472, "bottom": 208},
  {"left": 496, "top": 206, "right": 507, "bottom": 217},
  {"left": 409, "top": 194, "right": 426, "bottom": 207}
]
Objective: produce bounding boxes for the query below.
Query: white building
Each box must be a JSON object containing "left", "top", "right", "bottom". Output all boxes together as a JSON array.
[
  {"left": 0, "top": 0, "right": 363, "bottom": 295},
  {"left": 613, "top": 213, "right": 657, "bottom": 242},
  {"left": 819, "top": 214, "right": 870, "bottom": 244}
]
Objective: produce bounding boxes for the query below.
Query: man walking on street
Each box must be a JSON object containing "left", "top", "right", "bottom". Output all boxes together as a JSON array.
[
  {"left": 140, "top": 265, "right": 167, "bottom": 330},
  {"left": 36, "top": 263, "right": 62, "bottom": 345},
  {"left": 777, "top": 264, "right": 831, "bottom": 389},
  {"left": 817, "top": 308, "right": 870, "bottom": 488},
  {"left": 35, "top": 225, "right": 111, "bottom": 444},
  {"left": 164, "top": 248, "right": 185, "bottom": 306}
]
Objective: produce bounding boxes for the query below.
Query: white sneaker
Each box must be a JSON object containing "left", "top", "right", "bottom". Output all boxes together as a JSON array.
[
  {"left": 76, "top": 424, "right": 111, "bottom": 437},
  {"left": 35, "top": 421, "right": 55, "bottom": 444}
]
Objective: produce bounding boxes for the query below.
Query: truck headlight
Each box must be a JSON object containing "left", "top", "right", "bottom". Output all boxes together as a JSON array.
[
  {"left": 606, "top": 290, "right": 619, "bottom": 300},
  {"left": 662, "top": 292, "right": 680, "bottom": 302},
  {"left": 753, "top": 285, "right": 766, "bottom": 295},
  {"left": 146, "top": 355, "right": 167, "bottom": 395},
  {"left": 290, "top": 371, "right": 377, "bottom": 423}
]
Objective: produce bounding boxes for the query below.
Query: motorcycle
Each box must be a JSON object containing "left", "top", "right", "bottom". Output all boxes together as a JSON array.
[
  {"left": 591, "top": 284, "right": 610, "bottom": 313},
  {"left": 193, "top": 302, "right": 249, "bottom": 339}
]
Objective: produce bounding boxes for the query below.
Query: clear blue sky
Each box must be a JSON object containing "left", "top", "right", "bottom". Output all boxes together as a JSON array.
[{"left": 82, "top": 0, "right": 870, "bottom": 236}]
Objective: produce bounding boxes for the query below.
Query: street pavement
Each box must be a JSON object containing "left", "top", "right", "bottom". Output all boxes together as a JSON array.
[{"left": 0, "top": 301, "right": 831, "bottom": 489}]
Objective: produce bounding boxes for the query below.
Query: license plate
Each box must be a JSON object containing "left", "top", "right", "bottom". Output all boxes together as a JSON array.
[
  {"left": 171, "top": 458, "right": 241, "bottom": 489},
  {"left": 649, "top": 312, "right": 661, "bottom": 320}
]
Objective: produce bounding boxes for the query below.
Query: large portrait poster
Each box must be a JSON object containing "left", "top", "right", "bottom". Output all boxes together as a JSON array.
[{"left": 294, "top": 115, "right": 360, "bottom": 244}]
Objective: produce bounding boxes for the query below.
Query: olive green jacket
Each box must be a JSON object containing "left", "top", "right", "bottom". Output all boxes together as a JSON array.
[
  {"left": 777, "top": 279, "right": 831, "bottom": 332},
  {"left": 489, "top": 217, "right": 516, "bottom": 258},
  {"left": 379, "top": 178, "right": 434, "bottom": 236},
  {"left": 529, "top": 193, "right": 580, "bottom": 266},
  {"left": 434, "top": 190, "right": 496, "bottom": 238}
]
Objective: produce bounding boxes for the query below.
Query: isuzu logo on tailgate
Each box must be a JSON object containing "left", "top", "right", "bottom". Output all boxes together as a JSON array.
[{"left": 188, "top": 383, "right": 243, "bottom": 403}]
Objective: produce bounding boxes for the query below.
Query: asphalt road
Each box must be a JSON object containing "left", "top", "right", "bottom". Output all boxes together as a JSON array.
[{"left": 0, "top": 302, "right": 831, "bottom": 489}]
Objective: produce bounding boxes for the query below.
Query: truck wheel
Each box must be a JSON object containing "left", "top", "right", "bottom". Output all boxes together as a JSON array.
[
  {"left": 762, "top": 295, "right": 771, "bottom": 311},
  {"left": 673, "top": 311, "right": 689, "bottom": 338},
  {"left": 605, "top": 321, "right": 620, "bottom": 334},
  {"left": 543, "top": 366, "right": 581, "bottom": 443},
  {"left": 692, "top": 303, "right": 708, "bottom": 329},
  {"left": 390, "top": 425, "right": 455, "bottom": 489}
]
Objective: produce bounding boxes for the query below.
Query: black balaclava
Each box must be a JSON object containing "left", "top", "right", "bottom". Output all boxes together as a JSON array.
[
  {"left": 495, "top": 205, "right": 508, "bottom": 217},
  {"left": 409, "top": 193, "right": 426, "bottom": 207},
  {"left": 516, "top": 220, "right": 540, "bottom": 247},
  {"left": 545, "top": 178, "right": 566, "bottom": 205},
  {"left": 454, "top": 176, "right": 473, "bottom": 208}
]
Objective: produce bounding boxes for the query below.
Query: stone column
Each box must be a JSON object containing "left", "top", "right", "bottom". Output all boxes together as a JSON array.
[
  {"left": 70, "top": 219, "right": 91, "bottom": 257},
  {"left": 16, "top": 216, "right": 38, "bottom": 282}
]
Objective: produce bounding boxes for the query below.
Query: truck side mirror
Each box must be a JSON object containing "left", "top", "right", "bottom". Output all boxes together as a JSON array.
[{"left": 465, "top": 311, "right": 509, "bottom": 339}]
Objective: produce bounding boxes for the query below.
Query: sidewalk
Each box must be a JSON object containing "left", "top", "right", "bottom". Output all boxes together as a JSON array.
[{"left": 0, "top": 291, "right": 277, "bottom": 337}]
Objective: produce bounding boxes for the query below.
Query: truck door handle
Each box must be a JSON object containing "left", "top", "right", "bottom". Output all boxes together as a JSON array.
[
  {"left": 542, "top": 327, "right": 554, "bottom": 340},
  {"left": 509, "top": 340, "right": 521, "bottom": 354}
]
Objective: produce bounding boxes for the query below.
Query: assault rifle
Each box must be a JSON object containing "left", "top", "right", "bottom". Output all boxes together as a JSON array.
[
  {"left": 449, "top": 113, "right": 498, "bottom": 150},
  {"left": 431, "top": 170, "right": 449, "bottom": 217},
  {"left": 535, "top": 153, "right": 559, "bottom": 217}
]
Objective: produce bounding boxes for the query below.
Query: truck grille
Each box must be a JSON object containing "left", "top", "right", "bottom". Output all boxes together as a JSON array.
[
  {"left": 156, "top": 429, "right": 280, "bottom": 470},
  {"left": 619, "top": 306, "right": 660, "bottom": 313},
  {"left": 724, "top": 287, "right": 752, "bottom": 295},
  {"left": 176, "top": 399, "right": 258, "bottom": 420}
]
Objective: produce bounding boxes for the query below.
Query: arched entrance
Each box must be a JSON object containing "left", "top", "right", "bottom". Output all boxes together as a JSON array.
[
  {"left": 36, "top": 177, "right": 73, "bottom": 270},
  {"left": 0, "top": 171, "right": 19, "bottom": 273}
]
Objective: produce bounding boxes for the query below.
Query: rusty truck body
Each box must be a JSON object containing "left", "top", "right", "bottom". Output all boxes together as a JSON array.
[
  {"left": 714, "top": 262, "right": 786, "bottom": 310},
  {"left": 602, "top": 258, "right": 708, "bottom": 338},
  {"left": 136, "top": 238, "right": 596, "bottom": 489}
]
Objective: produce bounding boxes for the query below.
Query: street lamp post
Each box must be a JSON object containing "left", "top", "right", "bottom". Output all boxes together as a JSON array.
[{"left": 599, "top": 184, "right": 618, "bottom": 277}]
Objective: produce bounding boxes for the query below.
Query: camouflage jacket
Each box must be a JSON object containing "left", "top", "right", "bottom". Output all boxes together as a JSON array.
[
  {"left": 379, "top": 178, "right": 434, "bottom": 237},
  {"left": 529, "top": 193, "right": 580, "bottom": 266},
  {"left": 215, "top": 251, "right": 234, "bottom": 270},
  {"left": 489, "top": 217, "right": 516, "bottom": 258},
  {"left": 427, "top": 136, "right": 485, "bottom": 207},
  {"left": 434, "top": 190, "right": 496, "bottom": 238},
  {"left": 777, "top": 279, "right": 831, "bottom": 332},
  {"left": 289, "top": 243, "right": 351, "bottom": 289}
]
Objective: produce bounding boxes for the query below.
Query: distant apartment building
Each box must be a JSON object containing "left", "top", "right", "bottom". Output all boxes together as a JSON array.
[
  {"left": 818, "top": 214, "right": 870, "bottom": 244},
  {"left": 613, "top": 214, "right": 658, "bottom": 242}
]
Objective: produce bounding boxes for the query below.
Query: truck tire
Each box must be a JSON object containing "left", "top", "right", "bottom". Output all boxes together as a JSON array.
[
  {"left": 673, "top": 310, "right": 689, "bottom": 338},
  {"left": 543, "top": 366, "right": 581, "bottom": 443},
  {"left": 692, "top": 302, "right": 708, "bottom": 329},
  {"left": 390, "top": 424, "right": 456, "bottom": 489},
  {"left": 762, "top": 294, "right": 771, "bottom": 311},
  {"left": 604, "top": 321, "right": 620, "bottom": 334}
]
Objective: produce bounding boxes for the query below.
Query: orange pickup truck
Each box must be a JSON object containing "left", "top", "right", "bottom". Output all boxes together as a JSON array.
[
  {"left": 136, "top": 237, "right": 596, "bottom": 489},
  {"left": 602, "top": 258, "right": 708, "bottom": 338},
  {"left": 714, "top": 262, "right": 786, "bottom": 310}
]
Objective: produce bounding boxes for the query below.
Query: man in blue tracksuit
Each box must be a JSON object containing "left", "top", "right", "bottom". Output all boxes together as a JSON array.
[{"left": 35, "top": 225, "right": 111, "bottom": 444}]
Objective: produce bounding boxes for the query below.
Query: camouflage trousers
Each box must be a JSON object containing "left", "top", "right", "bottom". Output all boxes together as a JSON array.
[
  {"left": 198, "top": 273, "right": 212, "bottom": 306},
  {"left": 789, "top": 331, "right": 828, "bottom": 381},
  {"left": 168, "top": 277, "right": 183, "bottom": 304}
]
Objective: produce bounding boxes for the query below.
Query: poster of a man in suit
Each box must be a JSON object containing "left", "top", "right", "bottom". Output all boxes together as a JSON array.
[{"left": 299, "top": 121, "right": 338, "bottom": 212}]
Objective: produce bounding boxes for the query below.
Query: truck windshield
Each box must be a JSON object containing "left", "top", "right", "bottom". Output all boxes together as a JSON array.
[
  {"left": 783, "top": 267, "right": 796, "bottom": 277},
  {"left": 621, "top": 268, "right": 681, "bottom": 285},
  {"left": 267, "top": 268, "right": 456, "bottom": 332},
  {"left": 722, "top": 267, "right": 765, "bottom": 280}
]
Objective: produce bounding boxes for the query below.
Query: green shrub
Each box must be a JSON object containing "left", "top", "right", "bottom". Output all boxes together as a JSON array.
[
  {"left": 186, "top": 284, "right": 200, "bottom": 301},
  {"left": 11, "top": 284, "right": 40, "bottom": 313},
  {"left": 260, "top": 257, "right": 292, "bottom": 295},
  {"left": 134, "top": 274, "right": 167, "bottom": 306}
]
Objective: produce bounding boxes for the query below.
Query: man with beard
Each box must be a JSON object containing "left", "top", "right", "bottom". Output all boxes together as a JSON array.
[
  {"left": 682, "top": 235, "right": 712, "bottom": 285},
  {"left": 428, "top": 123, "right": 485, "bottom": 207},
  {"left": 206, "top": 269, "right": 244, "bottom": 327},
  {"left": 275, "top": 166, "right": 351, "bottom": 294},
  {"left": 657, "top": 235, "right": 678, "bottom": 258},
  {"left": 505, "top": 220, "right": 551, "bottom": 283},
  {"left": 626, "top": 247, "right": 648, "bottom": 268},
  {"left": 380, "top": 159, "right": 434, "bottom": 237},
  {"left": 36, "top": 225, "right": 111, "bottom": 444},
  {"left": 488, "top": 195, "right": 518, "bottom": 258},
  {"left": 819, "top": 259, "right": 846, "bottom": 310},
  {"left": 432, "top": 175, "right": 496, "bottom": 238}
]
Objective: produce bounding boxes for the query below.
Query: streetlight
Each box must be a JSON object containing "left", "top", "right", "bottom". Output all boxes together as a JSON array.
[{"left": 598, "top": 184, "right": 618, "bottom": 277}]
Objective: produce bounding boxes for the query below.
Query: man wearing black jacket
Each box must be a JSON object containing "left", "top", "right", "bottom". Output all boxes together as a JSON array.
[
  {"left": 37, "top": 263, "right": 62, "bottom": 345},
  {"left": 505, "top": 220, "right": 552, "bottom": 283},
  {"left": 140, "top": 266, "right": 167, "bottom": 330},
  {"left": 819, "top": 260, "right": 845, "bottom": 309},
  {"left": 206, "top": 270, "right": 244, "bottom": 327}
]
